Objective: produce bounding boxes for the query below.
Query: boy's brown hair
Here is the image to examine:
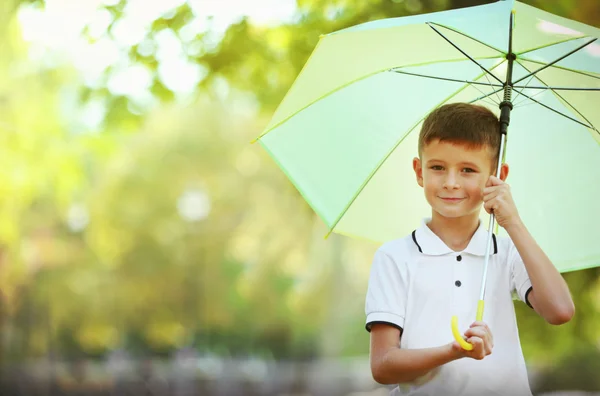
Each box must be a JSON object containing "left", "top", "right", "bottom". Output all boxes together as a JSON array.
[{"left": 418, "top": 103, "right": 501, "bottom": 165}]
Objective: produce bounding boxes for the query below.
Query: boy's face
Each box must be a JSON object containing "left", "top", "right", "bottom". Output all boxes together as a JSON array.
[{"left": 413, "top": 139, "right": 501, "bottom": 219}]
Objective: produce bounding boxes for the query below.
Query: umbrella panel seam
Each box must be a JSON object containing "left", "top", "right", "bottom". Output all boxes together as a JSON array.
[{"left": 516, "top": 35, "right": 593, "bottom": 57}]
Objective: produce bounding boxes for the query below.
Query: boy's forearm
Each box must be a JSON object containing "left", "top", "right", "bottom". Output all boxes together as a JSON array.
[
  {"left": 505, "top": 220, "right": 574, "bottom": 324},
  {"left": 372, "top": 343, "right": 458, "bottom": 385}
]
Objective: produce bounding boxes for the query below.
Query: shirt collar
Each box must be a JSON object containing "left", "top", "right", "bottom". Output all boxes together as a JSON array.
[{"left": 413, "top": 218, "right": 497, "bottom": 256}]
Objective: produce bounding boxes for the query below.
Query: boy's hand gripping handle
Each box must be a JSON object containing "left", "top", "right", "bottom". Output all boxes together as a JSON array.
[{"left": 451, "top": 300, "right": 484, "bottom": 351}]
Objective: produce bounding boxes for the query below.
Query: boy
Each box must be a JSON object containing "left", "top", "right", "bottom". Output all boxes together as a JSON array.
[{"left": 364, "top": 103, "right": 574, "bottom": 396}]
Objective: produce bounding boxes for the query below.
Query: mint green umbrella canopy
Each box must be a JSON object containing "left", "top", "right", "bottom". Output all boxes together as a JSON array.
[{"left": 255, "top": 0, "right": 600, "bottom": 273}]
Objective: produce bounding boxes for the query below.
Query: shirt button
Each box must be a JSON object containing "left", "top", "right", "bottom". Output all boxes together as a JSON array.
[
  {"left": 456, "top": 255, "right": 462, "bottom": 261},
  {"left": 455, "top": 280, "right": 462, "bottom": 287}
]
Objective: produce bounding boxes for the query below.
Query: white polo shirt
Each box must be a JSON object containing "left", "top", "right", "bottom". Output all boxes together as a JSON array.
[{"left": 365, "top": 218, "right": 534, "bottom": 396}]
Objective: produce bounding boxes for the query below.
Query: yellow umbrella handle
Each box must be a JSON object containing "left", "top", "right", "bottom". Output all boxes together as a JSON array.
[{"left": 451, "top": 300, "right": 485, "bottom": 351}]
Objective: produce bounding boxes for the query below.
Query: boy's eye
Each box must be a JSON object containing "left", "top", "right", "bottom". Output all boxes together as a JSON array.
[
  {"left": 430, "top": 165, "right": 444, "bottom": 171},
  {"left": 462, "top": 167, "right": 476, "bottom": 173}
]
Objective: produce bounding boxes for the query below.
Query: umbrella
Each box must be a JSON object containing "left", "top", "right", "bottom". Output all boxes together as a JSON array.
[{"left": 254, "top": 0, "right": 600, "bottom": 350}]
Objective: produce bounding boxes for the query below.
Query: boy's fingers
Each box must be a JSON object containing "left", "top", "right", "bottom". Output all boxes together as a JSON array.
[
  {"left": 482, "top": 186, "right": 496, "bottom": 196},
  {"left": 483, "top": 191, "right": 500, "bottom": 203},
  {"left": 466, "top": 337, "right": 485, "bottom": 359},
  {"left": 484, "top": 183, "right": 509, "bottom": 195},
  {"left": 483, "top": 201, "right": 498, "bottom": 214},
  {"left": 483, "top": 188, "right": 510, "bottom": 203},
  {"left": 487, "top": 177, "right": 509, "bottom": 193},
  {"left": 488, "top": 175, "right": 503, "bottom": 185},
  {"left": 467, "top": 323, "right": 493, "bottom": 349},
  {"left": 486, "top": 176, "right": 496, "bottom": 187},
  {"left": 465, "top": 328, "right": 487, "bottom": 340},
  {"left": 470, "top": 322, "right": 492, "bottom": 335},
  {"left": 470, "top": 321, "right": 489, "bottom": 329}
]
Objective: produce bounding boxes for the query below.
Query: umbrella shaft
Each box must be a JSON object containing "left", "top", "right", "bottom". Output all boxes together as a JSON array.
[
  {"left": 500, "top": 53, "right": 515, "bottom": 135},
  {"left": 479, "top": 134, "right": 507, "bottom": 302},
  {"left": 479, "top": 48, "right": 513, "bottom": 307}
]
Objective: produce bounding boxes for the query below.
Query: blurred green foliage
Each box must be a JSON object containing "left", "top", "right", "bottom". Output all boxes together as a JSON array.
[
  {"left": 0, "top": 1, "right": 598, "bottom": 382},
  {"left": 534, "top": 346, "right": 600, "bottom": 392}
]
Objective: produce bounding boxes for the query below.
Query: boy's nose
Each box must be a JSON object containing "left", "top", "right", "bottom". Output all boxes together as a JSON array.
[{"left": 443, "top": 174, "right": 460, "bottom": 189}]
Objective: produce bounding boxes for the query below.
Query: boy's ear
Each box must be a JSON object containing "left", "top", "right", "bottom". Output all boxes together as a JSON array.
[
  {"left": 413, "top": 157, "right": 424, "bottom": 187},
  {"left": 499, "top": 163, "right": 509, "bottom": 181}
]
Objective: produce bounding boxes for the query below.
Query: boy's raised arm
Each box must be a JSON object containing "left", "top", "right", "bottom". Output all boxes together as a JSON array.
[
  {"left": 483, "top": 175, "right": 574, "bottom": 325},
  {"left": 505, "top": 221, "right": 575, "bottom": 325}
]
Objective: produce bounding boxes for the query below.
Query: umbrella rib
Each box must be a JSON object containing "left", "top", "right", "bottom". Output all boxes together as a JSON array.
[
  {"left": 468, "top": 87, "right": 504, "bottom": 105},
  {"left": 469, "top": 84, "right": 516, "bottom": 105},
  {"left": 517, "top": 58, "right": 600, "bottom": 81},
  {"left": 482, "top": 69, "right": 502, "bottom": 104},
  {"left": 513, "top": 90, "right": 593, "bottom": 130},
  {"left": 514, "top": 84, "right": 548, "bottom": 108},
  {"left": 469, "top": 78, "right": 597, "bottom": 131},
  {"left": 479, "top": 95, "right": 502, "bottom": 108},
  {"left": 512, "top": 85, "right": 600, "bottom": 92},
  {"left": 511, "top": 74, "right": 537, "bottom": 104},
  {"left": 468, "top": 75, "right": 501, "bottom": 106},
  {"left": 390, "top": 70, "right": 503, "bottom": 87},
  {"left": 427, "top": 23, "right": 504, "bottom": 85},
  {"left": 477, "top": 46, "right": 600, "bottom": 105},
  {"left": 465, "top": 58, "right": 508, "bottom": 105},
  {"left": 327, "top": 65, "right": 507, "bottom": 236},
  {"left": 427, "top": 22, "right": 505, "bottom": 55},
  {"left": 513, "top": 38, "right": 598, "bottom": 85},
  {"left": 516, "top": 60, "right": 599, "bottom": 134}
]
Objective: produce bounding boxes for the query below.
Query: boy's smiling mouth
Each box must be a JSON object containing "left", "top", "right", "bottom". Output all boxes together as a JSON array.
[{"left": 439, "top": 197, "right": 465, "bottom": 202}]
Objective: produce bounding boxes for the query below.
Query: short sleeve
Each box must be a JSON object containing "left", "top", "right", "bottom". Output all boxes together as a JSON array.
[
  {"left": 365, "top": 248, "right": 408, "bottom": 332},
  {"left": 508, "top": 239, "right": 533, "bottom": 308}
]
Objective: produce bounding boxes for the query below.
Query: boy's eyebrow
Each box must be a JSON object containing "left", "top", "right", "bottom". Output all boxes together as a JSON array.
[
  {"left": 425, "top": 158, "right": 445, "bottom": 164},
  {"left": 459, "top": 161, "right": 481, "bottom": 168},
  {"left": 425, "top": 159, "right": 482, "bottom": 168},
  {"left": 425, "top": 158, "right": 481, "bottom": 169}
]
